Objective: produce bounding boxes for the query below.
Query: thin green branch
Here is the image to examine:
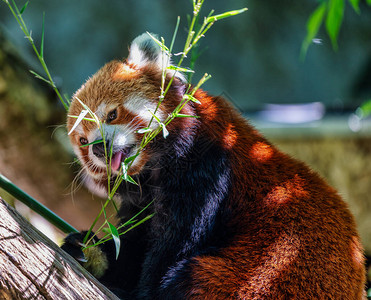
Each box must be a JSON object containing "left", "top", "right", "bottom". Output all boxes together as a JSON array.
[
  {"left": 5, "top": 0, "right": 69, "bottom": 110},
  {"left": 0, "top": 174, "right": 78, "bottom": 234}
]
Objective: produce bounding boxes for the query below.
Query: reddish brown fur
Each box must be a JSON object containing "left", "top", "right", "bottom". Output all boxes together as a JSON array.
[
  {"left": 67, "top": 55, "right": 366, "bottom": 299},
  {"left": 174, "top": 90, "right": 366, "bottom": 299}
]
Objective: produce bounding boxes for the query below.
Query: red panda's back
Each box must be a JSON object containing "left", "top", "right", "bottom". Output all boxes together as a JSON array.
[{"left": 188, "top": 93, "right": 366, "bottom": 299}]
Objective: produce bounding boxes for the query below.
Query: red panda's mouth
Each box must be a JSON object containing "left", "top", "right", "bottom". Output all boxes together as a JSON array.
[
  {"left": 110, "top": 145, "right": 135, "bottom": 172},
  {"left": 111, "top": 151, "right": 123, "bottom": 172}
]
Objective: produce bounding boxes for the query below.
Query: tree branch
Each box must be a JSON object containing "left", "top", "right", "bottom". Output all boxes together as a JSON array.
[{"left": 0, "top": 198, "right": 118, "bottom": 299}]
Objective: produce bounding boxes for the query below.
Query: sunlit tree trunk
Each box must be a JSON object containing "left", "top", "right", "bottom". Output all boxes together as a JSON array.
[{"left": 0, "top": 198, "right": 118, "bottom": 300}]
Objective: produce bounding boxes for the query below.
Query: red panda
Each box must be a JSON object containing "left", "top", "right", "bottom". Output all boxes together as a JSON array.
[{"left": 62, "top": 33, "right": 366, "bottom": 299}]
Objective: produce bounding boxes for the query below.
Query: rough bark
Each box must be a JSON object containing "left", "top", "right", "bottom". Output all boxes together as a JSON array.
[{"left": 0, "top": 198, "right": 119, "bottom": 300}]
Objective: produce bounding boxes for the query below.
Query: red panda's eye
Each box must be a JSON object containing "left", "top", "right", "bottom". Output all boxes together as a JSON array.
[
  {"left": 107, "top": 109, "right": 117, "bottom": 123},
  {"left": 80, "top": 137, "right": 88, "bottom": 145}
]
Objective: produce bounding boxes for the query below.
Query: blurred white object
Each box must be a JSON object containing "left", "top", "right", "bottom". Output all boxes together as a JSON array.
[{"left": 258, "top": 102, "right": 326, "bottom": 124}]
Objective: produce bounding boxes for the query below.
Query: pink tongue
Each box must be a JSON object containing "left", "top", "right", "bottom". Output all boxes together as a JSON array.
[{"left": 111, "top": 151, "right": 123, "bottom": 171}]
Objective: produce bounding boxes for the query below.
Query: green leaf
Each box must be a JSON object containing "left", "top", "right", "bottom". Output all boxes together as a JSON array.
[
  {"left": 300, "top": 2, "right": 327, "bottom": 59},
  {"left": 29, "top": 70, "right": 52, "bottom": 85},
  {"left": 348, "top": 0, "right": 360, "bottom": 14},
  {"left": 123, "top": 152, "right": 140, "bottom": 165},
  {"left": 40, "top": 12, "right": 45, "bottom": 59},
  {"left": 20, "top": 1, "right": 29, "bottom": 14},
  {"left": 326, "top": 0, "right": 345, "bottom": 51},
  {"left": 146, "top": 107, "right": 162, "bottom": 124},
  {"left": 146, "top": 107, "right": 169, "bottom": 138},
  {"left": 102, "top": 228, "right": 110, "bottom": 234},
  {"left": 206, "top": 8, "right": 247, "bottom": 23},
  {"left": 75, "top": 97, "right": 100, "bottom": 127},
  {"left": 184, "top": 94, "right": 201, "bottom": 104},
  {"left": 174, "top": 113, "right": 200, "bottom": 118},
  {"left": 68, "top": 114, "right": 96, "bottom": 122},
  {"left": 118, "top": 199, "right": 154, "bottom": 229},
  {"left": 108, "top": 222, "right": 120, "bottom": 260},
  {"left": 80, "top": 139, "right": 103, "bottom": 148},
  {"left": 123, "top": 174, "right": 138, "bottom": 185},
  {"left": 68, "top": 109, "right": 89, "bottom": 135},
  {"left": 169, "top": 16, "right": 180, "bottom": 53},
  {"left": 120, "top": 214, "right": 155, "bottom": 236},
  {"left": 358, "top": 99, "right": 371, "bottom": 118},
  {"left": 146, "top": 32, "right": 169, "bottom": 54},
  {"left": 161, "top": 124, "right": 169, "bottom": 138},
  {"left": 137, "top": 127, "right": 152, "bottom": 134},
  {"left": 367, "top": 0, "right": 371, "bottom": 5},
  {"left": 190, "top": 73, "right": 212, "bottom": 96},
  {"left": 167, "top": 65, "right": 195, "bottom": 73},
  {"left": 121, "top": 162, "right": 138, "bottom": 185}
]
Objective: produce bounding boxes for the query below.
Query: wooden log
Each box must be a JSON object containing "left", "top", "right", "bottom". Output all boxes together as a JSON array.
[{"left": 0, "top": 198, "right": 119, "bottom": 300}]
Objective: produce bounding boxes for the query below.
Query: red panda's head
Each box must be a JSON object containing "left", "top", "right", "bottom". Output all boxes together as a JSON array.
[{"left": 67, "top": 33, "right": 188, "bottom": 196}]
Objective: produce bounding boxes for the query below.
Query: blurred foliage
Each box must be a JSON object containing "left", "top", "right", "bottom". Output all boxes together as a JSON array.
[
  {"left": 302, "top": 0, "right": 371, "bottom": 57},
  {"left": 357, "top": 99, "right": 371, "bottom": 118},
  {"left": 302, "top": 0, "right": 371, "bottom": 115}
]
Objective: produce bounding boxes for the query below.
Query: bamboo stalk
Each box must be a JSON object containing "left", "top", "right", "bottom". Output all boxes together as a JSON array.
[{"left": 0, "top": 174, "right": 77, "bottom": 234}]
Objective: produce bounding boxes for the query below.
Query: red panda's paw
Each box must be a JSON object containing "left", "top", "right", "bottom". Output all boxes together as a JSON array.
[
  {"left": 61, "top": 231, "right": 89, "bottom": 263},
  {"left": 61, "top": 231, "right": 109, "bottom": 279}
]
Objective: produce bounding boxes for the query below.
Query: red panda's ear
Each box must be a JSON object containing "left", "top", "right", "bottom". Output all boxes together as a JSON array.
[{"left": 127, "top": 33, "right": 186, "bottom": 82}]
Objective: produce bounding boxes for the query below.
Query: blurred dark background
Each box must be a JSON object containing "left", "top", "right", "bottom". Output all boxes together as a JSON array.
[{"left": 0, "top": 0, "right": 370, "bottom": 265}]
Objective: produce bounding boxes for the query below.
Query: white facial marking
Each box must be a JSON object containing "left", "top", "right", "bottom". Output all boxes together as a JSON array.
[{"left": 124, "top": 96, "right": 165, "bottom": 128}]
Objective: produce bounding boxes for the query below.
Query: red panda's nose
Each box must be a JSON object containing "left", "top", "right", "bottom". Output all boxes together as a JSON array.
[{"left": 92, "top": 141, "right": 107, "bottom": 158}]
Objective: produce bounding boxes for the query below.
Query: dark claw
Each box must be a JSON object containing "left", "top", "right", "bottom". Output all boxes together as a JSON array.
[{"left": 61, "top": 231, "right": 92, "bottom": 264}]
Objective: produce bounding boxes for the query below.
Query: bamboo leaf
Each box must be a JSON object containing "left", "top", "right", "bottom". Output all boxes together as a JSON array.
[
  {"left": 326, "top": 0, "right": 345, "bottom": 51},
  {"left": 40, "top": 12, "right": 45, "bottom": 59},
  {"left": 191, "top": 73, "right": 212, "bottom": 96},
  {"left": 146, "top": 106, "right": 162, "bottom": 124},
  {"left": 348, "top": 0, "right": 360, "bottom": 14},
  {"left": 123, "top": 152, "right": 140, "bottom": 165},
  {"left": 63, "top": 94, "right": 71, "bottom": 107},
  {"left": 184, "top": 94, "right": 201, "bottom": 104},
  {"left": 75, "top": 97, "right": 100, "bottom": 127},
  {"left": 167, "top": 65, "right": 195, "bottom": 73},
  {"left": 20, "top": 1, "right": 29, "bottom": 14},
  {"left": 161, "top": 124, "right": 169, "bottom": 138},
  {"left": 29, "top": 70, "right": 52, "bottom": 85},
  {"left": 137, "top": 127, "right": 152, "bottom": 134},
  {"left": 174, "top": 113, "right": 200, "bottom": 118},
  {"left": 122, "top": 173, "right": 138, "bottom": 185},
  {"left": 358, "top": 99, "right": 371, "bottom": 118},
  {"left": 80, "top": 139, "right": 103, "bottom": 148},
  {"left": 121, "top": 162, "right": 138, "bottom": 185},
  {"left": 108, "top": 222, "right": 121, "bottom": 260},
  {"left": 300, "top": 2, "right": 327, "bottom": 59},
  {"left": 119, "top": 214, "right": 155, "bottom": 236},
  {"left": 169, "top": 16, "right": 180, "bottom": 53},
  {"left": 206, "top": 8, "right": 247, "bottom": 23},
  {"left": 118, "top": 200, "right": 154, "bottom": 229},
  {"left": 68, "top": 109, "right": 88, "bottom": 135},
  {"left": 102, "top": 228, "right": 110, "bottom": 234},
  {"left": 68, "top": 115, "right": 96, "bottom": 122},
  {"left": 146, "top": 32, "right": 169, "bottom": 54}
]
